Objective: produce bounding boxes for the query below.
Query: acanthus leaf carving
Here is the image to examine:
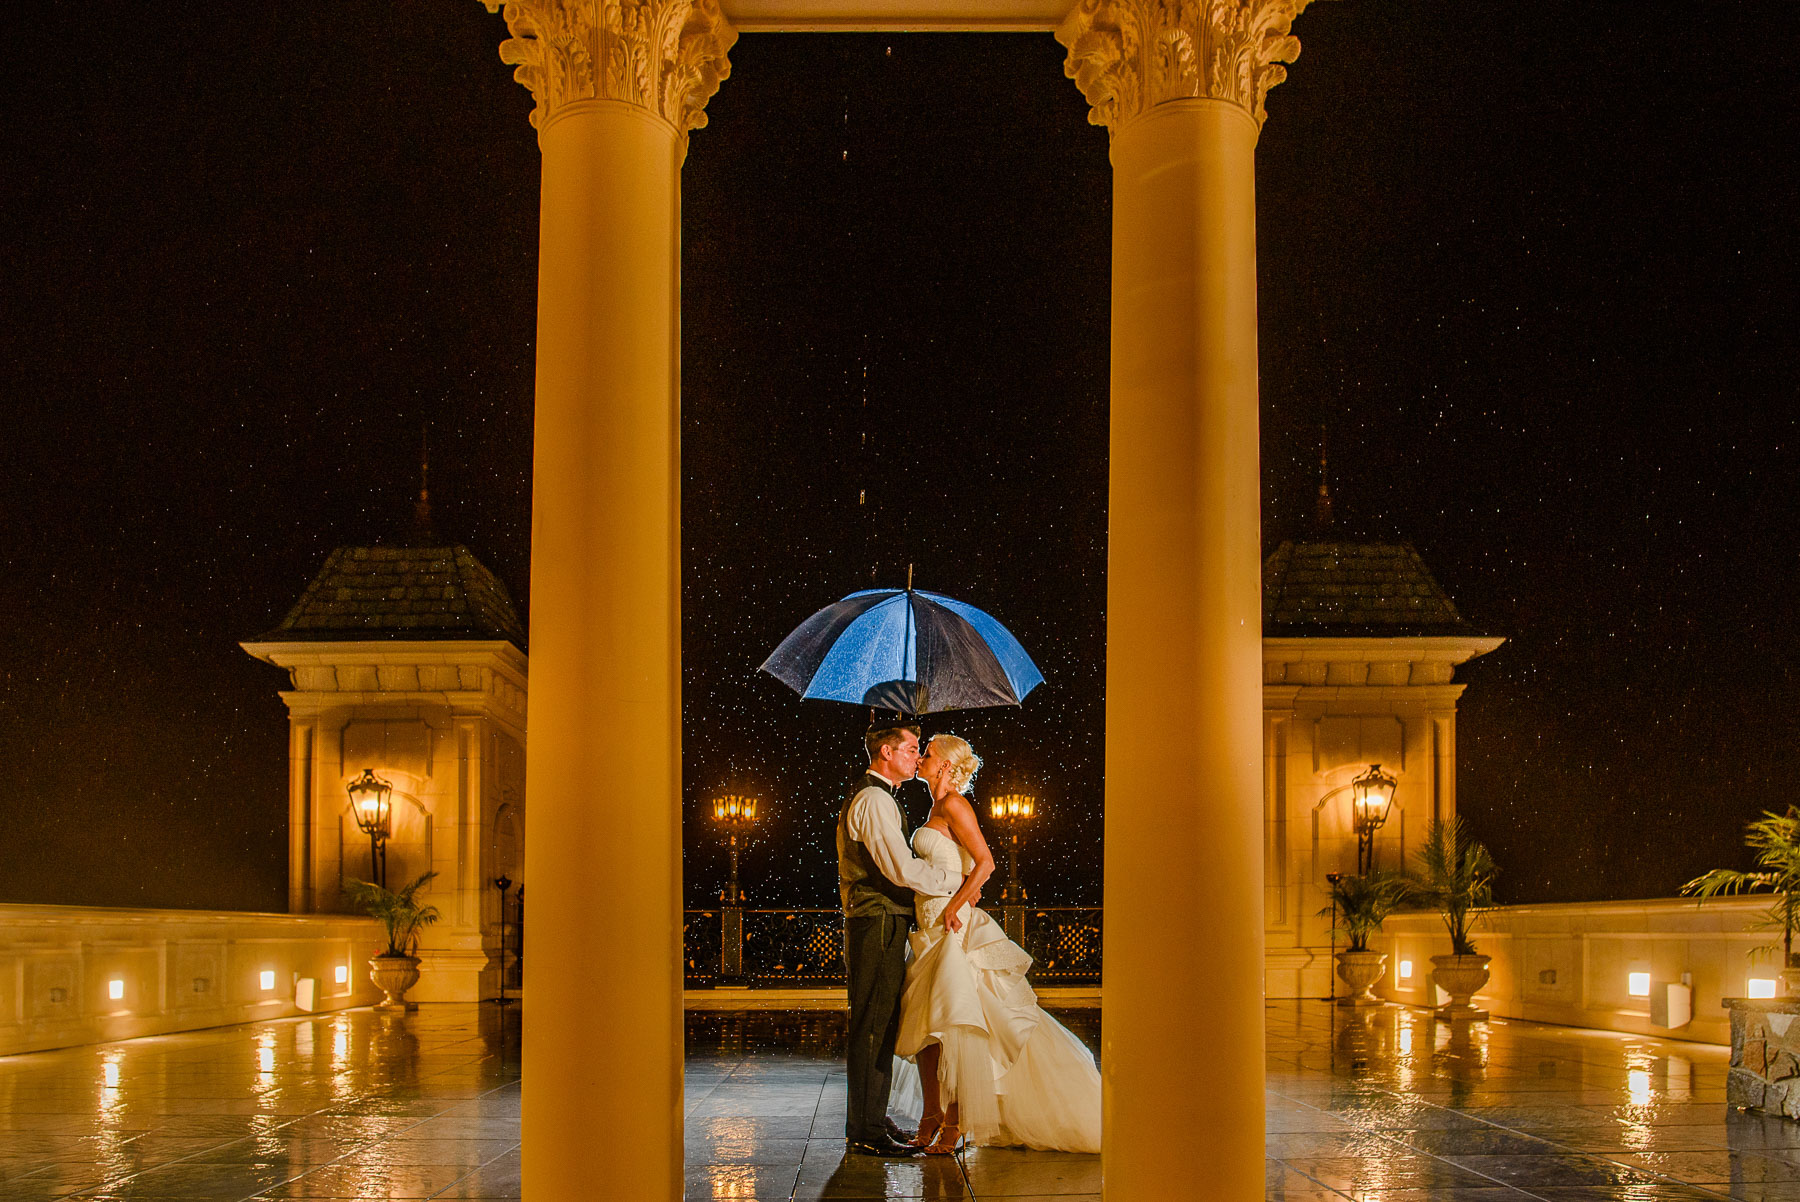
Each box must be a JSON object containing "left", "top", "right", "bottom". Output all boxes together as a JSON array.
[
  {"left": 480, "top": 0, "right": 736, "bottom": 142},
  {"left": 1057, "top": 0, "right": 1313, "bottom": 135}
]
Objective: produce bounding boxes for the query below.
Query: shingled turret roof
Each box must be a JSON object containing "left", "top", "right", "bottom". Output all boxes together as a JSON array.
[
  {"left": 1263, "top": 540, "right": 1477, "bottom": 637},
  {"left": 255, "top": 545, "right": 525, "bottom": 649}
]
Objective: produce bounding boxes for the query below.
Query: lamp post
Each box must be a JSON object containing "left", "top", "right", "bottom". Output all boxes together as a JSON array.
[
  {"left": 346, "top": 769, "right": 392, "bottom": 888},
  {"left": 1350, "top": 764, "right": 1399, "bottom": 875},
  {"left": 712, "top": 794, "right": 758, "bottom": 985},
  {"left": 1324, "top": 871, "right": 1342, "bottom": 1003},
  {"left": 989, "top": 792, "right": 1036, "bottom": 943},
  {"left": 713, "top": 794, "right": 758, "bottom": 904},
  {"left": 492, "top": 875, "right": 514, "bottom": 1006}
]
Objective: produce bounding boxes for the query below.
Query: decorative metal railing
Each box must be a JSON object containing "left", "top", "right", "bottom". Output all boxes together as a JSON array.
[
  {"left": 1014, "top": 907, "right": 1105, "bottom": 983},
  {"left": 683, "top": 906, "right": 1102, "bottom": 988}
]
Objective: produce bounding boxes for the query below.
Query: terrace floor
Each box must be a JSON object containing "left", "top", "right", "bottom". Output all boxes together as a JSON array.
[{"left": 1, "top": 998, "right": 1793, "bottom": 1199}]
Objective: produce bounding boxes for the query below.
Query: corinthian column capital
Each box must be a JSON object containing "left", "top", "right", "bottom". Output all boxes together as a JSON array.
[
  {"left": 481, "top": 0, "right": 737, "bottom": 138},
  {"left": 1056, "top": 0, "right": 1311, "bottom": 134}
]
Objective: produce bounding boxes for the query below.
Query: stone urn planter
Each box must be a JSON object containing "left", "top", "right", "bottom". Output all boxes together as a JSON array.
[
  {"left": 368, "top": 954, "right": 421, "bottom": 1013},
  {"left": 1431, "top": 953, "right": 1491, "bottom": 1020},
  {"left": 1335, "top": 950, "right": 1389, "bottom": 1008},
  {"left": 1780, "top": 964, "right": 1800, "bottom": 998}
]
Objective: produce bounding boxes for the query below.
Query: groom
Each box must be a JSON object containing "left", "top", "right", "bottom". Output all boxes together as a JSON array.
[{"left": 837, "top": 712, "right": 962, "bottom": 1157}]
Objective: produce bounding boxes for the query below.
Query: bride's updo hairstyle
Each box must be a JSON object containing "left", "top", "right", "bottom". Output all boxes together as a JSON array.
[{"left": 928, "top": 734, "right": 982, "bottom": 795}]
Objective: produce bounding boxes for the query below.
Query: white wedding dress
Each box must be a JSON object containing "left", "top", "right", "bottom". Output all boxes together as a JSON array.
[{"left": 892, "top": 824, "right": 1102, "bottom": 1153}]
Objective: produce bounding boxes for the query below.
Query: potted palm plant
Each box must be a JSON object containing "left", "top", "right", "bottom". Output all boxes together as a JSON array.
[
  {"left": 344, "top": 871, "right": 440, "bottom": 1012},
  {"left": 1682, "top": 806, "right": 1800, "bottom": 994},
  {"left": 1408, "top": 817, "right": 1498, "bottom": 1020},
  {"left": 1320, "top": 870, "right": 1408, "bottom": 1007}
]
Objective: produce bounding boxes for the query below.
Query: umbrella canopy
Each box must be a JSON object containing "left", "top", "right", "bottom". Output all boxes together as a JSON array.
[{"left": 759, "top": 588, "right": 1044, "bottom": 715}]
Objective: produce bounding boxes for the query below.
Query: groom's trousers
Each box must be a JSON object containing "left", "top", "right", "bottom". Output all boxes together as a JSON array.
[{"left": 843, "top": 911, "right": 910, "bottom": 1141}]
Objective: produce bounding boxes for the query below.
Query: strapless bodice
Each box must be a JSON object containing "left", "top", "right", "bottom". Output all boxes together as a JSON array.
[
  {"left": 913, "top": 824, "right": 974, "bottom": 875},
  {"left": 912, "top": 825, "right": 972, "bottom": 931}
]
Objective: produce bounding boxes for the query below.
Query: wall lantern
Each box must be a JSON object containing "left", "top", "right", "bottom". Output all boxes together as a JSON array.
[
  {"left": 1398, "top": 959, "right": 1414, "bottom": 982},
  {"left": 108, "top": 978, "right": 125, "bottom": 1000},
  {"left": 346, "top": 768, "right": 393, "bottom": 887},
  {"left": 1749, "top": 978, "right": 1778, "bottom": 999},
  {"left": 1349, "top": 764, "right": 1399, "bottom": 874},
  {"left": 1628, "top": 971, "right": 1651, "bottom": 998},
  {"left": 260, "top": 970, "right": 276, "bottom": 991}
]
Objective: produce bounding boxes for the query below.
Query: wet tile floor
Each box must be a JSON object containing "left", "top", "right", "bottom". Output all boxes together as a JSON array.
[{"left": 0, "top": 999, "right": 1795, "bottom": 1198}]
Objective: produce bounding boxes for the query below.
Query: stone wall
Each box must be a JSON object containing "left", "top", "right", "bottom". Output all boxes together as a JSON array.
[
  {"left": 0, "top": 904, "right": 384, "bottom": 1055},
  {"left": 1728, "top": 1000, "right": 1800, "bottom": 1116},
  {"left": 1372, "top": 895, "right": 1785, "bottom": 1045}
]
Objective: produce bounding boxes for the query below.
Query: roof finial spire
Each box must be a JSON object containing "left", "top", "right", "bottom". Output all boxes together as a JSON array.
[
  {"left": 413, "top": 423, "right": 435, "bottom": 544},
  {"left": 1315, "top": 424, "right": 1334, "bottom": 532}
]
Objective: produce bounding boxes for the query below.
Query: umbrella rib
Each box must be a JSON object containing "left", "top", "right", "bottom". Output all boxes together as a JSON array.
[{"left": 903, "top": 588, "right": 915, "bottom": 695}]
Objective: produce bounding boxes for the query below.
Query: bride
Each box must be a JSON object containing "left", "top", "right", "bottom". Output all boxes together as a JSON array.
[{"left": 894, "top": 733, "right": 1101, "bottom": 1155}]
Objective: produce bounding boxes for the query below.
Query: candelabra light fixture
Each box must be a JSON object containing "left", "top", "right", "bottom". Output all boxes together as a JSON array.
[
  {"left": 712, "top": 794, "right": 759, "bottom": 904},
  {"left": 712, "top": 794, "right": 761, "bottom": 986},
  {"left": 988, "top": 792, "right": 1037, "bottom": 904}
]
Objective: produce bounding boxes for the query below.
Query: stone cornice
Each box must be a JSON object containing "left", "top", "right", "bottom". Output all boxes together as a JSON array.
[
  {"left": 240, "top": 640, "right": 527, "bottom": 732},
  {"left": 1263, "top": 636, "right": 1505, "bottom": 667},
  {"left": 480, "top": 0, "right": 737, "bottom": 138},
  {"left": 1056, "top": 0, "right": 1313, "bottom": 134},
  {"left": 1264, "top": 637, "right": 1501, "bottom": 688}
]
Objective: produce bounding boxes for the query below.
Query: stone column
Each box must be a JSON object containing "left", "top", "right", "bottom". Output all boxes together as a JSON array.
[
  {"left": 479, "top": 4, "right": 734, "bottom": 1197},
  {"left": 1058, "top": 3, "right": 1311, "bottom": 1197},
  {"left": 287, "top": 722, "right": 315, "bottom": 913}
]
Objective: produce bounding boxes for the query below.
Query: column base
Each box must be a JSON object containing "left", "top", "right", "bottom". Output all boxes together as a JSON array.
[{"left": 410, "top": 945, "right": 500, "bottom": 1003}]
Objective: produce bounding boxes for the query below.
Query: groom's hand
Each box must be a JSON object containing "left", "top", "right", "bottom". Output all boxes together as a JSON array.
[{"left": 944, "top": 909, "right": 963, "bottom": 934}]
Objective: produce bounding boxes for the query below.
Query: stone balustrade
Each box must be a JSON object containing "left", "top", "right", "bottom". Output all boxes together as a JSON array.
[
  {"left": 1373, "top": 895, "right": 1785, "bottom": 1045},
  {"left": 0, "top": 904, "right": 384, "bottom": 1055}
]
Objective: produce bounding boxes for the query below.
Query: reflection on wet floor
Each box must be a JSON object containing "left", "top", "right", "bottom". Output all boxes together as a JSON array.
[{"left": 1, "top": 998, "right": 1792, "bottom": 1199}]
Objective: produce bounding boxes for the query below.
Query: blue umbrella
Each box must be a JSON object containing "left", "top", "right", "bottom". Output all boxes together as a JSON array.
[{"left": 760, "top": 587, "right": 1044, "bottom": 715}]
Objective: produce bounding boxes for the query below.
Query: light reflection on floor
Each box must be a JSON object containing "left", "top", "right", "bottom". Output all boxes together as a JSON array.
[{"left": 0, "top": 999, "right": 1790, "bottom": 1199}]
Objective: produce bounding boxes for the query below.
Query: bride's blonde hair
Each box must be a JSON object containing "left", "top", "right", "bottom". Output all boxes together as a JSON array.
[{"left": 928, "top": 734, "right": 982, "bottom": 795}]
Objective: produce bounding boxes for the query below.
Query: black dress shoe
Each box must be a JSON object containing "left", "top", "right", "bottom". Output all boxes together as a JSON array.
[
  {"left": 883, "top": 1117, "right": 915, "bottom": 1144},
  {"left": 846, "top": 1135, "right": 924, "bottom": 1158}
]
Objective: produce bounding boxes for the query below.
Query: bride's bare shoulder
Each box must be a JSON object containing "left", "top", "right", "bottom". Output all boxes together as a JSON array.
[
  {"left": 938, "top": 793, "right": 981, "bottom": 836},
  {"left": 940, "top": 792, "right": 976, "bottom": 819}
]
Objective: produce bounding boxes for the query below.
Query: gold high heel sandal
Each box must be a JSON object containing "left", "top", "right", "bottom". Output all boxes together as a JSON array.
[{"left": 920, "top": 1116, "right": 963, "bottom": 1156}]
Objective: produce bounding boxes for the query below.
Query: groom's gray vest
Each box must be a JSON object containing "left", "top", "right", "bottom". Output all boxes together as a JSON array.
[{"left": 837, "top": 773, "right": 916, "bottom": 920}]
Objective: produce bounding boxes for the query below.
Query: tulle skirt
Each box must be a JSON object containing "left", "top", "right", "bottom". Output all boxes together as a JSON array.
[{"left": 892, "top": 905, "right": 1101, "bottom": 1153}]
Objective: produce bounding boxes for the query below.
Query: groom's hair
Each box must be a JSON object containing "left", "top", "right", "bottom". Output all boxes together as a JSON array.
[{"left": 865, "top": 723, "right": 920, "bottom": 764}]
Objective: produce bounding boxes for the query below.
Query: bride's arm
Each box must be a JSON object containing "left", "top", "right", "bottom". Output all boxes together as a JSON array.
[{"left": 938, "top": 796, "right": 996, "bottom": 932}]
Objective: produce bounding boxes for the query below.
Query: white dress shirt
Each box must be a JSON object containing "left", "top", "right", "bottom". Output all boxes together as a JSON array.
[{"left": 841, "top": 775, "right": 959, "bottom": 901}]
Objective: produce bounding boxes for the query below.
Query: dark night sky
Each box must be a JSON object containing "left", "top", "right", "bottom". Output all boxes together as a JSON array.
[{"left": 1, "top": 3, "right": 1795, "bottom": 913}]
